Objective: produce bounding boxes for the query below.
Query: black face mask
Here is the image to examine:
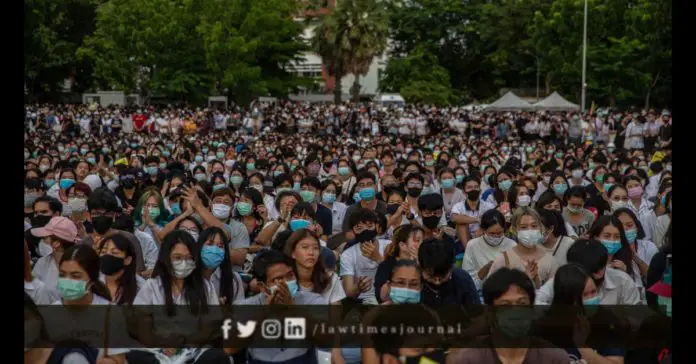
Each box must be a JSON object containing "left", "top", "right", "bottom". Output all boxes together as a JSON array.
[
  {"left": 92, "top": 216, "right": 115, "bottom": 235},
  {"left": 100, "top": 254, "right": 125, "bottom": 276},
  {"left": 422, "top": 215, "right": 440, "bottom": 230},
  {"left": 355, "top": 229, "right": 378, "bottom": 243},
  {"left": 121, "top": 179, "right": 135, "bottom": 189},
  {"left": 407, "top": 188, "right": 423, "bottom": 198},
  {"left": 467, "top": 189, "right": 481, "bottom": 201},
  {"left": 30, "top": 214, "right": 52, "bottom": 228},
  {"left": 386, "top": 203, "right": 400, "bottom": 215}
]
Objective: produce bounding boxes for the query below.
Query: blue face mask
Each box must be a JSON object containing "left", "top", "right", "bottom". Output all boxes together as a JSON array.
[
  {"left": 338, "top": 167, "right": 350, "bottom": 176},
  {"left": 201, "top": 245, "right": 225, "bottom": 269},
  {"left": 300, "top": 190, "right": 316, "bottom": 203},
  {"left": 498, "top": 180, "right": 512, "bottom": 191},
  {"left": 583, "top": 296, "right": 600, "bottom": 305},
  {"left": 625, "top": 229, "right": 638, "bottom": 243},
  {"left": 553, "top": 183, "right": 568, "bottom": 195},
  {"left": 170, "top": 203, "right": 182, "bottom": 215},
  {"left": 389, "top": 287, "right": 421, "bottom": 304},
  {"left": 603, "top": 183, "right": 614, "bottom": 192},
  {"left": 440, "top": 179, "right": 455, "bottom": 189},
  {"left": 59, "top": 178, "right": 75, "bottom": 190},
  {"left": 87, "top": 157, "right": 96, "bottom": 165},
  {"left": 212, "top": 183, "right": 226, "bottom": 192},
  {"left": 146, "top": 166, "right": 158, "bottom": 176},
  {"left": 601, "top": 239, "right": 622, "bottom": 255},
  {"left": 322, "top": 192, "right": 336, "bottom": 205},
  {"left": 293, "top": 182, "right": 301, "bottom": 192},
  {"left": 289, "top": 219, "right": 312, "bottom": 231},
  {"left": 44, "top": 179, "right": 56, "bottom": 189},
  {"left": 195, "top": 155, "right": 204, "bottom": 163},
  {"left": 455, "top": 175, "right": 465, "bottom": 184},
  {"left": 661, "top": 195, "right": 667, "bottom": 207},
  {"left": 231, "top": 175, "right": 244, "bottom": 186},
  {"left": 274, "top": 170, "right": 283, "bottom": 177},
  {"left": 359, "top": 187, "right": 376, "bottom": 201},
  {"left": 353, "top": 192, "right": 362, "bottom": 203},
  {"left": 285, "top": 279, "right": 299, "bottom": 298}
]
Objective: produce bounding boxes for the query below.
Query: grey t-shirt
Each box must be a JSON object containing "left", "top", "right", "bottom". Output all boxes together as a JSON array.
[{"left": 562, "top": 208, "right": 595, "bottom": 237}]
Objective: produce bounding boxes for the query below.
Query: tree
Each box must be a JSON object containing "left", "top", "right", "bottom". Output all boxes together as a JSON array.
[
  {"left": 381, "top": 46, "right": 454, "bottom": 105},
  {"left": 312, "top": 15, "right": 351, "bottom": 104},
  {"left": 25, "top": 0, "right": 101, "bottom": 100}
]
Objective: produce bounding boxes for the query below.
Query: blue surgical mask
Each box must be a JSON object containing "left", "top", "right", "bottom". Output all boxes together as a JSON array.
[
  {"left": 170, "top": 203, "right": 182, "bottom": 215},
  {"left": 231, "top": 175, "right": 244, "bottom": 186},
  {"left": 59, "top": 178, "right": 75, "bottom": 190},
  {"left": 338, "top": 167, "right": 350, "bottom": 176},
  {"left": 285, "top": 280, "right": 299, "bottom": 298},
  {"left": 625, "top": 229, "right": 638, "bottom": 243},
  {"left": 359, "top": 187, "right": 376, "bottom": 201},
  {"left": 583, "top": 296, "right": 600, "bottom": 306},
  {"left": 601, "top": 239, "right": 622, "bottom": 255},
  {"left": 322, "top": 192, "right": 336, "bottom": 205},
  {"left": 87, "top": 157, "right": 96, "bottom": 165},
  {"left": 293, "top": 182, "right": 301, "bottom": 192},
  {"left": 212, "top": 183, "right": 226, "bottom": 192},
  {"left": 440, "top": 179, "right": 455, "bottom": 189},
  {"left": 300, "top": 190, "right": 316, "bottom": 203},
  {"left": 553, "top": 183, "right": 568, "bottom": 195},
  {"left": 44, "top": 179, "right": 56, "bottom": 189},
  {"left": 389, "top": 287, "right": 421, "bottom": 304},
  {"left": 455, "top": 175, "right": 464, "bottom": 184},
  {"left": 289, "top": 219, "right": 312, "bottom": 231},
  {"left": 498, "top": 180, "right": 512, "bottom": 191},
  {"left": 201, "top": 245, "right": 225, "bottom": 269},
  {"left": 353, "top": 192, "right": 362, "bottom": 203},
  {"left": 146, "top": 166, "right": 158, "bottom": 176},
  {"left": 56, "top": 278, "right": 88, "bottom": 301}
]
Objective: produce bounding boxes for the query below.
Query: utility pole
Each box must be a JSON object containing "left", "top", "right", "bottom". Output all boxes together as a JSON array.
[{"left": 581, "top": 0, "right": 588, "bottom": 112}]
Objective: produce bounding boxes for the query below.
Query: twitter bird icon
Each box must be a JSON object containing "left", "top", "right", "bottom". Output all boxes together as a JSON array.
[{"left": 236, "top": 321, "right": 257, "bottom": 338}]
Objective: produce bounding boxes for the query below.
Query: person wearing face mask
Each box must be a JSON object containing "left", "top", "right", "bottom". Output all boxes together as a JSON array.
[
  {"left": 436, "top": 168, "right": 465, "bottom": 217},
  {"left": 361, "top": 302, "right": 448, "bottom": 364},
  {"left": 463, "top": 209, "right": 517, "bottom": 291},
  {"left": 382, "top": 259, "right": 422, "bottom": 305},
  {"left": 234, "top": 249, "right": 325, "bottom": 363},
  {"left": 417, "top": 193, "right": 454, "bottom": 247},
  {"left": 561, "top": 186, "right": 595, "bottom": 237},
  {"left": 26, "top": 196, "right": 63, "bottom": 261},
  {"left": 341, "top": 171, "right": 388, "bottom": 240},
  {"left": 340, "top": 209, "right": 389, "bottom": 304},
  {"left": 451, "top": 268, "right": 570, "bottom": 363},
  {"left": 486, "top": 208, "right": 558, "bottom": 289},
  {"left": 97, "top": 233, "right": 143, "bottom": 304},
  {"left": 536, "top": 239, "right": 641, "bottom": 305},
  {"left": 142, "top": 156, "right": 165, "bottom": 189},
  {"left": 652, "top": 190, "right": 671, "bottom": 247},
  {"left": 451, "top": 176, "right": 496, "bottom": 248},
  {"left": 623, "top": 175, "right": 656, "bottom": 241},
  {"left": 537, "top": 209, "right": 574, "bottom": 266},
  {"left": 507, "top": 184, "right": 532, "bottom": 211},
  {"left": 535, "top": 264, "right": 627, "bottom": 364},
  {"left": 418, "top": 238, "right": 479, "bottom": 306},
  {"left": 43, "top": 244, "right": 133, "bottom": 364},
  {"left": 567, "top": 162, "right": 590, "bottom": 187},
  {"left": 114, "top": 170, "right": 142, "bottom": 215},
  {"left": 613, "top": 208, "right": 658, "bottom": 281},
  {"left": 299, "top": 177, "right": 333, "bottom": 241},
  {"left": 131, "top": 230, "right": 227, "bottom": 364},
  {"left": 198, "top": 227, "right": 244, "bottom": 306},
  {"left": 320, "top": 180, "right": 347, "bottom": 236},
  {"left": 30, "top": 216, "right": 79, "bottom": 294},
  {"left": 24, "top": 178, "right": 46, "bottom": 223},
  {"left": 375, "top": 225, "right": 425, "bottom": 303}
]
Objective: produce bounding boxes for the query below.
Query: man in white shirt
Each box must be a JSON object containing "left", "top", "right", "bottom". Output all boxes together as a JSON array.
[{"left": 340, "top": 208, "right": 389, "bottom": 304}]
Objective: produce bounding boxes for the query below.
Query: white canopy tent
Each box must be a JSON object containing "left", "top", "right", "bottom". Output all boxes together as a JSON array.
[
  {"left": 484, "top": 92, "right": 534, "bottom": 112},
  {"left": 533, "top": 92, "right": 580, "bottom": 111}
]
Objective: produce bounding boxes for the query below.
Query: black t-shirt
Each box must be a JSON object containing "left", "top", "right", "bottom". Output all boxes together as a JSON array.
[
  {"left": 142, "top": 173, "right": 165, "bottom": 190},
  {"left": 584, "top": 184, "right": 610, "bottom": 217},
  {"left": 114, "top": 187, "right": 142, "bottom": 210},
  {"left": 315, "top": 204, "right": 333, "bottom": 237}
]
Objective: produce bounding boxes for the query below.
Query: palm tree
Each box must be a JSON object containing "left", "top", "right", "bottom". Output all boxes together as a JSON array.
[{"left": 312, "top": 15, "right": 351, "bottom": 104}]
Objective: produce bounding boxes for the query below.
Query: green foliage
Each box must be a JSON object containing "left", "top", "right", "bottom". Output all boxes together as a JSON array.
[{"left": 381, "top": 46, "right": 453, "bottom": 105}]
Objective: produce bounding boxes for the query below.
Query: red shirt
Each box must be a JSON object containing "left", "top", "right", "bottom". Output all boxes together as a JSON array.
[{"left": 133, "top": 114, "right": 148, "bottom": 131}]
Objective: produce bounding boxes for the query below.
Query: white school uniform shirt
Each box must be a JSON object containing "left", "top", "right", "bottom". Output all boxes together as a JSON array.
[
  {"left": 629, "top": 198, "right": 656, "bottom": 242},
  {"left": 635, "top": 239, "right": 658, "bottom": 268},
  {"left": 32, "top": 254, "right": 60, "bottom": 293},
  {"left": 462, "top": 236, "right": 516, "bottom": 290},
  {"left": 652, "top": 214, "right": 670, "bottom": 248},
  {"left": 542, "top": 235, "right": 575, "bottom": 267},
  {"left": 206, "top": 268, "right": 246, "bottom": 303},
  {"left": 25, "top": 278, "right": 60, "bottom": 305},
  {"left": 326, "top": 202, "right": 348, "bottom": 235},
  {"left": 48, "top": 295, "right": 132, "bottom": 358},
  {"left": 450, "top": 199, "right": 496, "bottom": 238},
  {"left": 134, "top": 229, "right": 159, "bottom": 271},
  {"left": 536, "top": 267, "right": 641, "bottom": 305},
  {"left": 339, "top": 239, "right": 389, "bottom": 302},
  {"left": 320, "top": 272, "right": 347, "bottom": 303}
]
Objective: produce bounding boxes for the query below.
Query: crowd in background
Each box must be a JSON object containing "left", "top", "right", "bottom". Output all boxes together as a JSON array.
[{"left": 24, "top": 102, "right": 673, "bottom": 364}]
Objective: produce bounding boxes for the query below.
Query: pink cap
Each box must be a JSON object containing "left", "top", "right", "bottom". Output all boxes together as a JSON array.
[{"left": 30, "top": 216, "right": 78, "bottom": 243}]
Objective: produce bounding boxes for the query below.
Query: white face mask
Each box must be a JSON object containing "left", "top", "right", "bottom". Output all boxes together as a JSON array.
[
  {"left": 611, "top": 200, "right": 629, "bottom": 211},
  {"left": 212, "top": 203, "right": 231, "bottom": 220},
  {"left": 172, "top": 259, "right": 196, "bottom": 279},
  {"left": 517, "top": 195, "right": 532, "bottom": 207},
  {"left": 68, "top": 197, "right": 87, "bottom": 213},
  {"left": 483, "top": 234, "right": 504, "bottom": 247},
  {"left": 517, "top": 229, "right": 543, "bottom": 247},
  {"left": 39, "top": 240, "right": 53, "bottom": 257}
]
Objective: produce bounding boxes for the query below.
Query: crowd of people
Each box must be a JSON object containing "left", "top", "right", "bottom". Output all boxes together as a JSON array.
[{"left": 23, "top": 102, "right": 673, "bottom": 364}]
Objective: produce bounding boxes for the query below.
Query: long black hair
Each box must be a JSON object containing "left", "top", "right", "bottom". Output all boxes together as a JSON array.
[
  {"left": 284, "top": 229, "right": 330, "bottom": 294},
  {"left": 60, "top": 245, "right": 112, "bottom": 301},
  {"left": 198, "top": 227, "right": 239, "bottom": 306},
  {"left": 588, "top": 215, "right": 634, "bottom": 277},
  {"left": 98, "top": 234, "right": 138, "bottom": 305},
  {"left": 153, "top": 230, "right": 210, "bottom": 316},
  {"left": 551, "top": 263, "right": 591, "bottom": 307}
]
